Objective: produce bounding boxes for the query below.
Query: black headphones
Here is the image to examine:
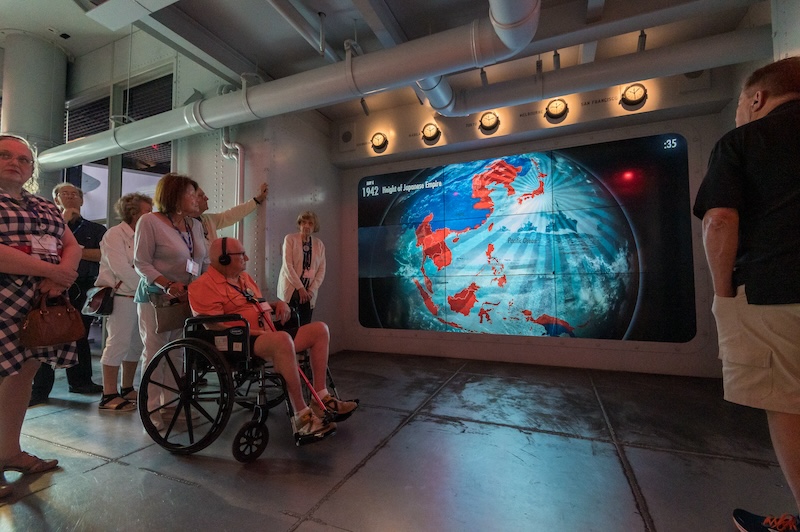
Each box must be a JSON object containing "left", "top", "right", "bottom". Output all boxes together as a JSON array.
[{"left": 219, "top": 237, "right": 231, "bottom": 265}]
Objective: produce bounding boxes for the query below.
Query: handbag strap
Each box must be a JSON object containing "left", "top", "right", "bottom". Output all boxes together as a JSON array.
[{"left": 33, "top": 293, "right": 74, "bottom": 312}]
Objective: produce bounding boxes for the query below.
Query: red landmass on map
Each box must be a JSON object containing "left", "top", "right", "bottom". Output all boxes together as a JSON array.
[
  {"left": 472, "top": 160, "right": 522, "bottom": 211},
  {"left": 413, "top": 279, "right": 439, "bottom": 315},
  {"left": 415, "top": 213, "right": 453, "bottom": 270},
  {"left": 448, "top": 282, "right": 479, "bottom": 316}
]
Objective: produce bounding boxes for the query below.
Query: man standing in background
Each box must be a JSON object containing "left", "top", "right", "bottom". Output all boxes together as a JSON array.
[
  {"left": 30, "top": 183, "right": 105, "bottom": 405},
  {"left": 693, "top": 56, "right": 800, "bottom": 532}
]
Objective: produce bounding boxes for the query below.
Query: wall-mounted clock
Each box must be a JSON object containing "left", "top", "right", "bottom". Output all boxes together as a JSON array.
[
  {"left": 620, "top": 83, "right": 647, "bottom": 106},
  {"left": 421, "top": 123, "right": 441, "bottom": 142},
  {"left": 370, "top": 132, "right": 388, "bottom": 150},
  {"left": 479, "top": 111, "right": 499, "bottom": 132},
  {"left": 545, "top": 98, "right": 568, "bottom": 119}
]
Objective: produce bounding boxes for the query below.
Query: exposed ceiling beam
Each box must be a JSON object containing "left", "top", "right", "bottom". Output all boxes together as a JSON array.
[
  {"left": 135, "top": 5, "right": 266, "bottom": 87},
  {"left": 586, "top": 0, "right": 606, "bottom": 23}
]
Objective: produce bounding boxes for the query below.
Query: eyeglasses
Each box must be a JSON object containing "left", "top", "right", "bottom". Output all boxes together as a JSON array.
[
  {"left": 57, "top": 191, "right": 80, "bottom": 198},
  {"left": 0, "top": 151, "right": 34, "bottom": 167},
  {"left": 228, "top": 252, "right": 247, "bottom": 258}
]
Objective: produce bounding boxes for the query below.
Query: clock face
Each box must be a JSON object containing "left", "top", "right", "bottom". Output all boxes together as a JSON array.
[
  {"left": 422, "top": 123, "right": 440, "bottom": 141},
  {"left": 479, "top": 111, "right": 499, "bottom": 131},
  {"left": 621, "top": 83, "right": 647, "bottom": 105},
  {"left": 371, "top": 132, "right": 387, "bottom": 149},
  {"left": 545, "top": 98, "right": 568, "bottom": 119}
]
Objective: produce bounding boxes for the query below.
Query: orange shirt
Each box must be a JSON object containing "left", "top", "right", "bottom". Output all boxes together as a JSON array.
[{"left": 188, "top": 267, "right": 276, "bottom": 332}]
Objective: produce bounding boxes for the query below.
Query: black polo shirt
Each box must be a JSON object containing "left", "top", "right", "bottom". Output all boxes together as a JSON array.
[
  {"left": 68, "top": 216, "right": 106, "bottom": 281},
  {"left": 693, "top": 100, "right": 800, "bottom": 304}
]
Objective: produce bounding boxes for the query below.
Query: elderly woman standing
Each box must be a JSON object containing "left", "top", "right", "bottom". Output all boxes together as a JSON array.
[
  {"left": 277, "top": 210, "right": 326, "bottom": 326},
  {"left": 0, "top": 135, "right": 82, "bottom": 498},
  {"left": 134, "top": 173, "right": 207, "bottom": 429},
  {"left": 96, "top": 193, "right": 153, "bottom": 412}
]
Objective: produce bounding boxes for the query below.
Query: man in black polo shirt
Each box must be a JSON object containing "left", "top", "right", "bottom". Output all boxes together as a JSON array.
[
  {"left": 694, "top": 56, "right": 800, "bottom": 532},
  {"left": 30, "top": 184, "right": 105, "bottom": 405}
]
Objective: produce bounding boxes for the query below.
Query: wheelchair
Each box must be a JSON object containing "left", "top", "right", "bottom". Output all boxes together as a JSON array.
[{"left": 137, "top": 313, "right": 342, "bottom": 463}]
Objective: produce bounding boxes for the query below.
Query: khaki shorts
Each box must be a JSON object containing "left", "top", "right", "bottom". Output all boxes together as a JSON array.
[{"left": 712, "top": 285, "right": 800, "bottom": 414}]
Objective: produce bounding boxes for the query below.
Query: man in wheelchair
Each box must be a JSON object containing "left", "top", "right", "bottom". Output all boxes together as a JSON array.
[{"left": 188, "top": 237, "right": 358, "bottom": 441}]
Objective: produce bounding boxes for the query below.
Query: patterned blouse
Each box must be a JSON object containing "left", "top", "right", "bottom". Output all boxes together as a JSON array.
[{"left": 0, "top": 188, "right": 78, "bottom": 376}]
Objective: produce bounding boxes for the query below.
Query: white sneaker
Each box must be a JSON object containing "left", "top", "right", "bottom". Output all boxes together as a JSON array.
[{"left": 293, "top": 410, "right": 336, "bottom": 439}]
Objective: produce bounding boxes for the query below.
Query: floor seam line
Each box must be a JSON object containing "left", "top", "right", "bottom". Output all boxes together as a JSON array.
[
  {"left": 591, "top": 373, "right": 657, "bottom": 532},
  {"left": 289, "top": 362, "right": 468, "bottom": 531}
]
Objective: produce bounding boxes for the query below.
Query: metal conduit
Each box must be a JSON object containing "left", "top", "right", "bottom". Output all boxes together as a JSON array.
[
  {"left": 451, "top": 25, "right": 773, "bottom": 116},
  {"left": 37, "top": 1, "right": 767, "bottom": 171},
  {"left": 418, "top": 0, "right": 540, "bottom": 114}
]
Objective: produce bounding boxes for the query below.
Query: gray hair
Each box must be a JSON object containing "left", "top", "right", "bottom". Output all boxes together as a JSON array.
[
  {"left": 115, "top": 193, "right": 153, "bottom": 224},
  {"left": 52, "top": 182, "right": 83, "bottom": 200}
]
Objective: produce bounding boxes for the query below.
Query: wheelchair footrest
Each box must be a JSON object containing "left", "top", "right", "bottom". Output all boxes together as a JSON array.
[{"left": 294, "top": 427, "right": 336, "bottom": 446}]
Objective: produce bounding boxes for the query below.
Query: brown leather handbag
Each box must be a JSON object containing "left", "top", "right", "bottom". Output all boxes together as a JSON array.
[{"left": 19, "top": 294, "right": 86, "bottom": 349}]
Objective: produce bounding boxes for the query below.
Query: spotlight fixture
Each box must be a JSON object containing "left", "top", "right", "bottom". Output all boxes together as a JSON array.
[
  {"left": 553, "top": 50, "right": 560, "bottom": 70},
  {"left": 480, "top": 68, "right": 489, "bottom": 87},
  {"left": 637, "top": 30, "right": 647, "bottom": 52},
  {"left": 370, "top": 131, "right": 388, "bottom": 152},
  {"left": 536, "top": 56, "right": 543, "bottom": 75},
  {"left": 421, "top": 123, "right": 441, "bottom": 144},
  {"left": 478, "top": 111, "right": 499, "bottom": 134},
  {"left": 360, "top": 97, "right": 370, "bottom": 116}
]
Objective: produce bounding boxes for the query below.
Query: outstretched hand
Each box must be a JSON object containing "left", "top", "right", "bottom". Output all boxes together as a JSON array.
[{"left": 255, "top": 183, "right": 268, "bottom": 204}]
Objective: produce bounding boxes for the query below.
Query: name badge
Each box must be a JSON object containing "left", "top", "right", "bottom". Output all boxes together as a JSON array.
[
  {"left": 186, "top": 259, "right": 200, "bottom": 276},
  {"left": 31, "top": 235, "right": 59, "bottom": 256}
]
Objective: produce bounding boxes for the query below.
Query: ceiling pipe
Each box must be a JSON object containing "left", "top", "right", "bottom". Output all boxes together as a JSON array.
[
  {"left": 418, "top": 0, "right": 541, "bottom": 115},
  {"left": 38, "top": 11, "right": 540, "bottom": 171},
  {"left": 220, "top": 126, "right": 245, "bottom": 241},
  {"left": 448, "top": 24, "right": 771, "bottom": 116},
  {"left": 36, "top": 1, "right": 767, "bottom": 171},
  {"left": 266, "top": 0, "right": 339, "bottom": 63}
]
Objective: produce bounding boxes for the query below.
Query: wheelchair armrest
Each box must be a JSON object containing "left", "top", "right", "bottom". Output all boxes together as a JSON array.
[
  {"left": 274, "top": 308, "right": 300, "bottom": 331},
  {"left": 186, "top": 314, "right": 250, "bottom": 336}
]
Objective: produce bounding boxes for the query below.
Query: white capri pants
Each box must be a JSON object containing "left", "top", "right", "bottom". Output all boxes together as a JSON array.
[
  {"left": 99, "top": 295, "right": 143, "bottom": 367},
  {"left": 137, "top": 301, "right": 183, "bottom": 414}
]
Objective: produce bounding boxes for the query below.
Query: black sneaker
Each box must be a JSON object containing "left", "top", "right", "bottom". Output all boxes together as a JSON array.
[
  {"left": 734, "top": 509, "right": 799, "bottom": 532},
  {"left": 28, "top": 394, "right": 48, "bottom": 407},
  {"left": 69, "top": 382, "right": 103, "bottom": 394}
]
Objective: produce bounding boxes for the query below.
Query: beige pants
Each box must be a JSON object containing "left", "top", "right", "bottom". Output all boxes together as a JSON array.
[{"left": 712, "top": 285, "right": 800, "bottom": 414}]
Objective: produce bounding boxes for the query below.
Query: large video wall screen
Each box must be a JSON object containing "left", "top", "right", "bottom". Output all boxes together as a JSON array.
[{"left": 358, "top": 134, "right": 696, "bottom": 342}]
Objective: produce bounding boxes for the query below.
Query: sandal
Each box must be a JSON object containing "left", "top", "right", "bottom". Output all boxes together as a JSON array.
[
  {"left": 2, "top": 451, "right": 58, "bottom": 474},
  {"left": 98, "top": 393, "right": 136, "bottom": 413},
  {"left": 120, "top": 387, "right": 137, "bottom": 403}
]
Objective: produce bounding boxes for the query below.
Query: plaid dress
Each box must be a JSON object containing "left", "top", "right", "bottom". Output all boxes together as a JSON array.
[{"left": 0, "top": 189, "right": 78, "bottom": 377}]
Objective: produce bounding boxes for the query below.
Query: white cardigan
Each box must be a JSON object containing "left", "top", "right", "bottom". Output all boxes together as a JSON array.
[{"left": 277, "top": 233, "right": 326, "bottom": 309}]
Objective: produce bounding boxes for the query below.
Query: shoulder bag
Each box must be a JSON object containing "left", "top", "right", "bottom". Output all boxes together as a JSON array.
[
  {"left": 148, "top": 292, "right": 192, "bottom": 333},
  {"left": 82, "top": 281, "right": 122, "bottom": 317},
  {"left": 19, "top": 294, "right": 87, "bottom": 348}
]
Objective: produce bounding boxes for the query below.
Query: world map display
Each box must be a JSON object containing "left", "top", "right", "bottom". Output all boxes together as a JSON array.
[{"left": 359, "top": 134, "right": 696, "bottom": 342}]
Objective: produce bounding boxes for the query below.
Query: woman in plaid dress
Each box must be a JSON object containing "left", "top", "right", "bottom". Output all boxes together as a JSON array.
[{"left": 0, "top": 135, "right": 83, "bottom": 498}]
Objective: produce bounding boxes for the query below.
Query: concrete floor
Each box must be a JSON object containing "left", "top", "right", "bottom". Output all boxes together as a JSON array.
[{"left": 1, "top": 348, "right": 794, "bottom": 531}]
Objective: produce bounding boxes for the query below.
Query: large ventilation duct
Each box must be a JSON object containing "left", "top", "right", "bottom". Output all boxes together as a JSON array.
[
  {"left": 38, "top": 3, "right": 540, "bottom": 172},
  {"left": 37, "top": 1, "right": 768, "bottom": 171},
  {"left": 418, "top": 0, "right": 541, "bottom": 114}
]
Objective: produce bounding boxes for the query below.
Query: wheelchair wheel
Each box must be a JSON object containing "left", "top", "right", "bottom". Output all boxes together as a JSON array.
[
  {"left": 139, "top": 338, "right": 234, "bottom": 455},
  {"left": 232, "top": 420, "right": 269, "bottom": 463}
]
